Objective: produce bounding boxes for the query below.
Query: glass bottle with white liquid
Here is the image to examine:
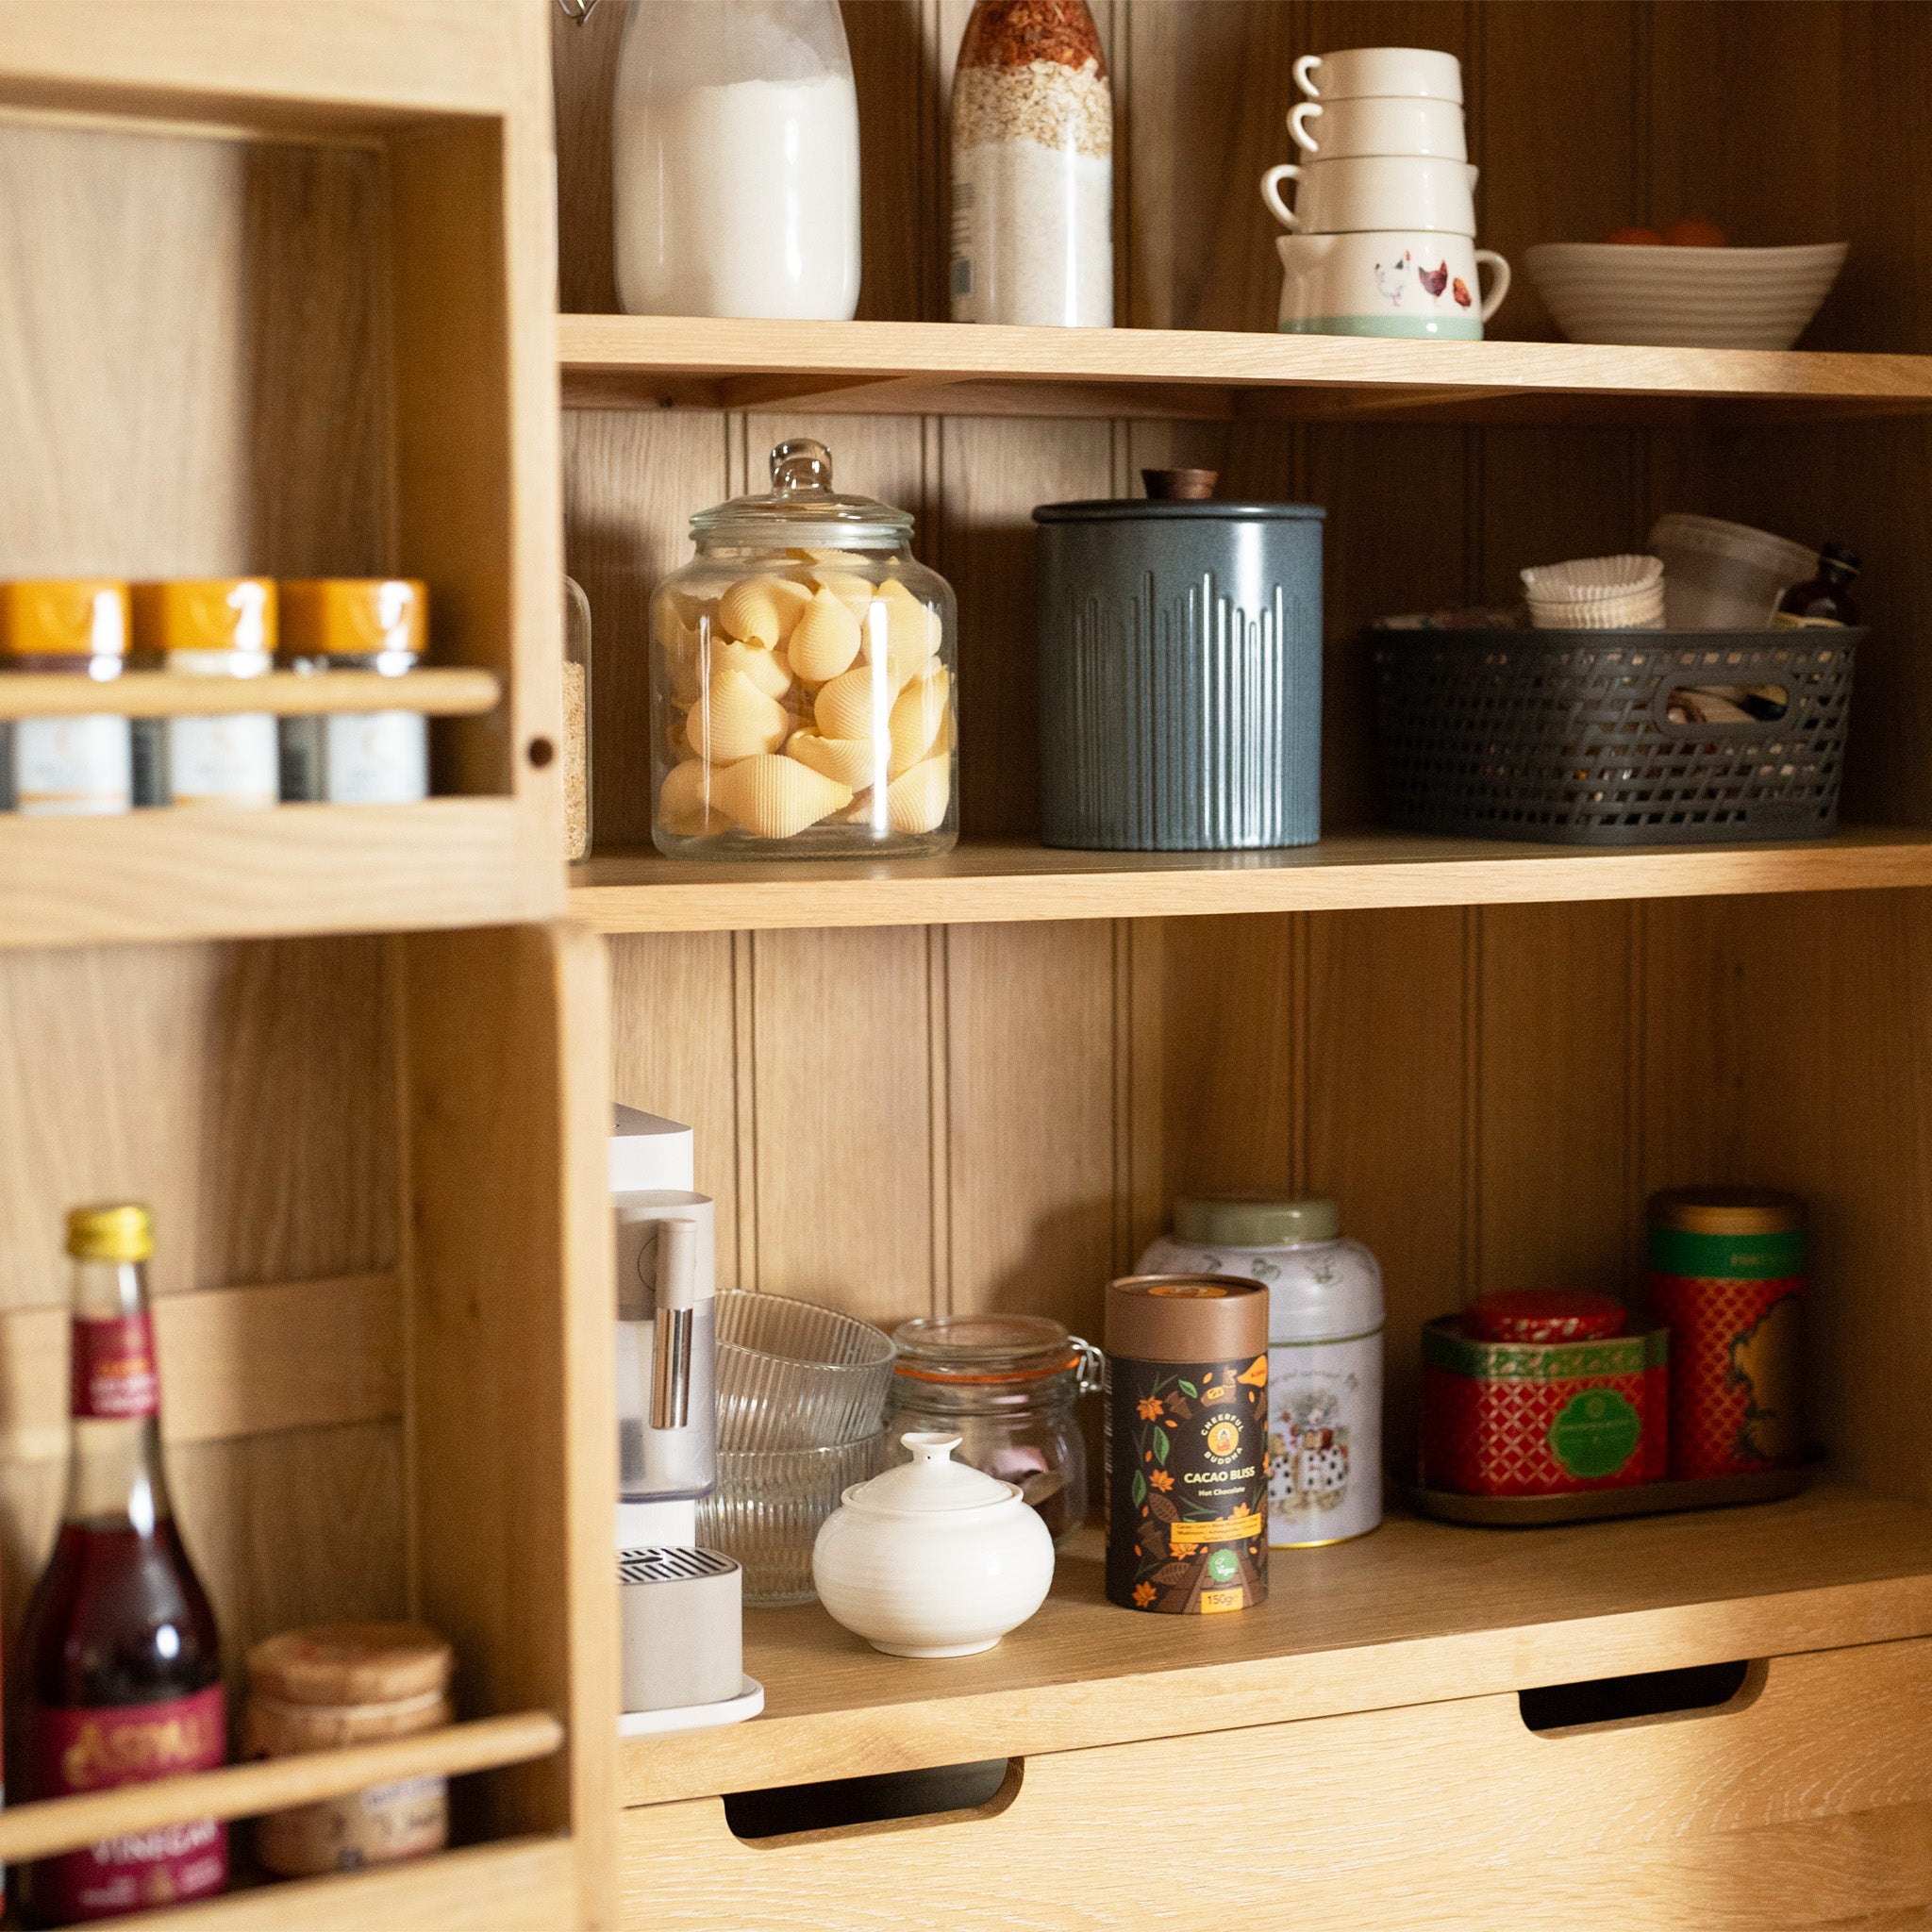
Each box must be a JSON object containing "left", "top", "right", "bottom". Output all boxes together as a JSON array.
[{"left": 612, "top": 0, "right": 861, "bottom": 320}]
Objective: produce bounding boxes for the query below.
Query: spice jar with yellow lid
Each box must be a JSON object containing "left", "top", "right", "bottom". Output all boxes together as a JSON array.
[
  {"left": 277, "top": 578, "right": 429, "bottom": 804},
  {"left": 242, "top": 1620, "right": 454, "bottom": 1878},
  {"left": 0, "top": 579, "right": 132, "bottom": 816},
  {"left": 130, "top": 578, "right": 278, "bottom": 809},
  {"left": 1646, "top": 1186, "right": 1806, "bottom": 1479}
]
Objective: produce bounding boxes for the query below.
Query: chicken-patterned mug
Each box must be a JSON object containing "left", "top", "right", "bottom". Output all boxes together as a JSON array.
[{"left": 1275, "top": 231, "right": 1509, "bottom": 341}]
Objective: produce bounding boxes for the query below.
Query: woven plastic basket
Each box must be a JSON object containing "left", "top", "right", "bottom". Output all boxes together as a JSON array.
[{"left": 1373, "top": 627, "right": 1857, "bottom": 845}]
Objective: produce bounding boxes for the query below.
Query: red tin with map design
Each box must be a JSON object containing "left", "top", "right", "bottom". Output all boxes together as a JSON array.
[{"left": 1646, "top": 1187, "right": 1806, "bottom": 1480}]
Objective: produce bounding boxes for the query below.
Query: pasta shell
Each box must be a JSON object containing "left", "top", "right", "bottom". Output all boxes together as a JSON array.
[
  {"left": 865, "top": 578, "right": 941, "bottom": 691},
  {"left": 808, "top": 569, "right": 876, "bottom": 618},
  {"left": 834, "top": 788, "right": 882, "bottom": 825},
  {"left": 719, "top": 576, "right": 811, "bottom": 649},
  {"left": 688, "top": 667, "right": 789, "bottom": 763},
  {"left": 712, "top": 754, "right": 853, "bottom": 839},
  {"left": 889, "top": 666, "right": 952, "bottom": 778},
  {"left": 787, "top": 731, "right": 885, "bottom": 790},
  {"left": 794, "top": 548, "right": 873, "bottom": 568},
  {"left": 717, "top": 640, "right": 791, "bottom": 700},
  {"left": 786, "top": 585, "right": 862, "bottom": 684},
  {"left": 657, "top": 758, "right": 728, "bottom": 838},
  {"left": 653, "top": 591, "right": 712, "bottom": 653},
  {"left": 887, "top": 753, "right": 951, "bottom": 835},
  {"left": 812, "top": 663, "right": 893, "bottom": 742}
]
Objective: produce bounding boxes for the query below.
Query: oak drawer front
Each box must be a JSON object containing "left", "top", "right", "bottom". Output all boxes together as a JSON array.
[{"left": 621, "top": 1636, "right": 1932, "bottom": 1931}]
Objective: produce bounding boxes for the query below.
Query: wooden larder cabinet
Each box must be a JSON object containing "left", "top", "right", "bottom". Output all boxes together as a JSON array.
[{"left": 552, "top": 3, "right": 1932, "bottom": 1929}]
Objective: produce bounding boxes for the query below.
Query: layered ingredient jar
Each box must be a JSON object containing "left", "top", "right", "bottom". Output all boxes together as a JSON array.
[
  {"left": 950, "top": 0, "right": 1114, "bottom": 325},
  {"left": 887, "top": 1314, "right": 1103, "bottom": 1546},
  {"left": 1140, "top": 1197, "right": 1384, "bottom": 1545},
  {"left": 650, "top": 440, "right": 958, "bottom": 857}
]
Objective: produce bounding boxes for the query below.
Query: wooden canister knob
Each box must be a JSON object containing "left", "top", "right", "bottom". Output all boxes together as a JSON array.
[{"left": 1141, "top": 468, "right": 1219, "bottom": 501}]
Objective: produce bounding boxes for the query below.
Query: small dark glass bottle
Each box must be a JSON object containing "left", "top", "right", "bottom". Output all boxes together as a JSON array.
[
  {"left": 1774, "top": 543, "right": 1861, "bottom": 628},
  {"left": 17, "top": 1204, "right": 226, "bottom": 1926}
]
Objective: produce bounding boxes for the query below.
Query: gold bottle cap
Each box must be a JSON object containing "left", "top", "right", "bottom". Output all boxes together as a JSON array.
[
  {"left": 0, "top": 580, "right": 129, "bottom": 658},
  {"left": 1648, "top": 1186, "right": 1806, "bottom": 1237},
  {"left": 130, "top": 579, "right": 277, "bottom": 655},
  {"left": 67, "top": 1202, "right": 155, "bottom": 1262},
  {"left": 279, "top": 579, "right": 427, "bottom": 658}
]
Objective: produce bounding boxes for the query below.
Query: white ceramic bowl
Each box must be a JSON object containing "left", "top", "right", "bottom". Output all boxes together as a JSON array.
[{"left": 1524, "top": 242, "right": 1847, "bottom": 350}]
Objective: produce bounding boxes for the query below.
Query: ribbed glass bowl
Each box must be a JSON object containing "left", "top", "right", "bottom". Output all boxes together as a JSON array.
[
  {"left": 698, "top": 1432, "right": 888, "bottom": 1607},
  {"left": 716, "top": 1291, "right": 896, "bottom": 1451}
]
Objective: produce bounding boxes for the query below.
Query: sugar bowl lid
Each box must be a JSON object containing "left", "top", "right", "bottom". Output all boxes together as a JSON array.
[
  {"left": 841, "top": 1432, "right": 1020, "bottom": 1516},
  {"left": 691, "top": 439, "right": 914, "bottom": 546}
]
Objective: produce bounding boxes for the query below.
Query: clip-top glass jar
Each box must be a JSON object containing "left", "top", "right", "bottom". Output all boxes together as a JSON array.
[
  {"left": 886, "top": 1314, "right": 1102, "bottom": 1546},
  {"left": 650, "top": 440, "right": 958, "bottom": 858}
]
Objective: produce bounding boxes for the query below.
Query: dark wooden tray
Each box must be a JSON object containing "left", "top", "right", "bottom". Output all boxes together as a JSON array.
[{"left": 1401, "top": 1456, "right": 1817, "bottom": 1528}]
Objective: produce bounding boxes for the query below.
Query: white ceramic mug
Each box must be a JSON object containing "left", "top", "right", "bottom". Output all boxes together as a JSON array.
[
  {"left": 1262, "top": 156, "right": 1478, "bottom": 237},
  {"left": 1275, "top": 231, "right": 1510, "bottom": 341},
  {"left": 1293, "top": 46, "right": 1463, "bottom": 104},
  {"left": 1289, "top": 95, "right": 1467, "bottom": 160}
]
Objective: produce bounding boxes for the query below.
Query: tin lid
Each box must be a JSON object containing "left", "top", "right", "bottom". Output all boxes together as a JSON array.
[
  {"left": 1107, "top": 1274, "right": 1267, "bottom": 1362},
  {"left": 1465, "top": 1290, "right": 1626, "bottom": 1343},
  {"left": 692, "top": 440, "right": 913, "bottom": 547},
  {"left": 1033, "top": 499, "right": 1324, "bottom": 524},
  {"left": 131, "top": 579, "right": 276, "bottom": 656},
  {"left": 247, "top": 1622, "right": 453, "bottom": 1707},
  {"left": 1174, "top": 1197, "right": 1340, "bottom": 1246},
  {"left": 0, "top": 580, "right": 129, "bottom": 658},
  {"left": 1648, "top": 1187, "right": 1806, "bottom": 1236},
  {"left": 280, "top": 579, "right": 427, "bottom": 658}
]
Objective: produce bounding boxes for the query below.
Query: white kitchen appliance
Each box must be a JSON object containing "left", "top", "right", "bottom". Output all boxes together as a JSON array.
[{"left": 611, "top": 1106, "right": 758, "bottom": 1730}]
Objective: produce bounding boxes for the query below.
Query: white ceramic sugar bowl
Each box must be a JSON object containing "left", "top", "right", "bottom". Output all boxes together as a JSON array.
[{"left": 811, "top": 1431, "right": 1055, "bottom": 1657}]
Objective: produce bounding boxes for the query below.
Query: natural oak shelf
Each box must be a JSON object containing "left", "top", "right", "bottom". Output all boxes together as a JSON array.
[
  {"left": 558, "top": 316, "right": 1932, "bottom": 425},
  {"left": 570, "top": 826, "right": 1932, "bottom": 933},
  {"left": 1, "top": 798, "right": 563, "bottom": 949},
  {"left": 623, "top": 1484, "right": 1932, "bottom": 1808},
  {"left": 0, "top": 668, "right": 501, "bottom": 721}
]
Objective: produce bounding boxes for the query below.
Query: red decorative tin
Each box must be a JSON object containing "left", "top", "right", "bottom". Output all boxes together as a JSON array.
[
  {"left": 1646, "top": 1188, "right": 1805, "bottom": 1480},
  {"left": 1420, "top": 1314, "right": 1668, "bottom": 1497},
  {"left": 1465, "top": 1291, "right": 1625, "bottom": 1344}
]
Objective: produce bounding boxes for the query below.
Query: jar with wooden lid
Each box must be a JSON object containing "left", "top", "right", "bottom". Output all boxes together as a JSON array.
[
  {"left": 0, "top": 579, "right": 132, "bottom": 816},
  {"left": 242, "top": 1621, "right": 454, "bottom": 1878}
]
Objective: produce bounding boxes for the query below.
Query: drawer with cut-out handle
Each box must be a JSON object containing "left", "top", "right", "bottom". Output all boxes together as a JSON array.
[{"left": 621, "top": 1635, "right": 1932, "bottom": 1931}]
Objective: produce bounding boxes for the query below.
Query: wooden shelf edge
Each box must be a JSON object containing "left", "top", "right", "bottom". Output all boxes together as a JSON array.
[
  {"left": 570, "top": 828, "right": 1932, "bottom": 933},
  {"left": 0, "top": 669, "right": 502, "bottom": 721},
  {"left": 0, "top": 797, "right": 564, "bottom": 948},
  {"left": 0, "top": 1710, "right": 563, "bottom": 1866},
  {"left": 128, "top": 1834, "right": 578, "bottom": 1932},
  {"left": 558, "top": 315, "right": 1932, "bottom": 423},
  {"left": 621, "top": 1486, "right": 1932, "bottom": 1808}
]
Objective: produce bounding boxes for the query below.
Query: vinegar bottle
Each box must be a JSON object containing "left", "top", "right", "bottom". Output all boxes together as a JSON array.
[{"left": 16, "top": 1204, "right": 227, "bottom": 1925}]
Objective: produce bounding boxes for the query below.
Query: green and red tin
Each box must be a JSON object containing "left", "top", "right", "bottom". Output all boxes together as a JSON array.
[
  {"left": 1646, "top": 1187, "right": 1805, "bottom": 1480},
  {"left": 1420, "top": 1301, "right": 1668, "bottom": 1497}
]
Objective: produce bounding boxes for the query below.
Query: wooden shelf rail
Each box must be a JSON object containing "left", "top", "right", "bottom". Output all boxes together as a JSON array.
[
  {"left": 0, "top": 669, "right": 502, "bottom": 721},
  {"left": 0, "top": 1710, "right": 565, "bottom": 1866}
]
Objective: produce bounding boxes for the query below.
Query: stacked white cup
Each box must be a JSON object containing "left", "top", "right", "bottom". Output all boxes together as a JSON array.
[{"left": 1259, "top": 48, "right": 1510, "bottom": 341}]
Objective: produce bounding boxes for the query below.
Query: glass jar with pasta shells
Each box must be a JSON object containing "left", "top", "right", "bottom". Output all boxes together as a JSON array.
[{"left": 650, "top": 439, "right": 958, "bottom": 857}]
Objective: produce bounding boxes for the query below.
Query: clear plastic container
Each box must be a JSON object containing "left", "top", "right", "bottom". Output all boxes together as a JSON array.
[
  {"left": 612, "top": 0, "right": 860, "bottom": 320},
  {"left": 1648, "top": 514, "right": 1818, "bottom": 629},
  {"left": 650, "top": 439, "right": 958, "bottom": 858},
  {"left": 886, "top": 1314, "right": 1103, "bottom": 1547}
]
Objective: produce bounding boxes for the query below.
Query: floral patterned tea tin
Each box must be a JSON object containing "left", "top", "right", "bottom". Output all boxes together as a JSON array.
[
  {"left": 1139, "top": 1198, "right": 1384, "bottom": 1546},
  {"left": 1420, "top": 1298, "right": 1669, "bottom": 1498},
  {"left": 1104, "top": 1274, "right": 1269, "bottom": 1615}
]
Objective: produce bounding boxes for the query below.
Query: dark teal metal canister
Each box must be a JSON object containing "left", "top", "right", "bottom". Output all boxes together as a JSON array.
[{"left": 1033, "top": 500, "right": 1324, "bottom": 851}]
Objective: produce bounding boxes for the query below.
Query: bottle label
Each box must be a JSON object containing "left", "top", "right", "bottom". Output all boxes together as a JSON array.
[
  {"left": 165, "top": 713, "right": 279, "bottom": 807},
  {"left": 323, "top": 711, "right": 427, "bottom": 803},
  {"left": 13, "top": 716, "right": 132, "bottom": 816},
  {"left": 26, "top": 1686, "right": 227, "bottom": 1922},
  {"left": 71, "top": 1313, "right": 159, "bottom": 1421}
]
